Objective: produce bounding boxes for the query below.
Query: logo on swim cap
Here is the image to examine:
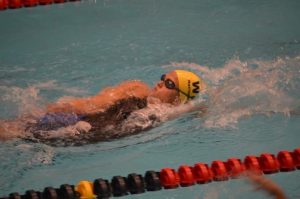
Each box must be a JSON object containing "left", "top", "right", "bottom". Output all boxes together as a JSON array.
[{"left": 174, "top": 70, "right": 205, "bottom": 103}]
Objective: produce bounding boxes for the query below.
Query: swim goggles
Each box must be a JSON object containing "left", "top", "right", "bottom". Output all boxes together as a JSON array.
[{"left": 160, "top": 74, "right": 194, "bottom": 100}]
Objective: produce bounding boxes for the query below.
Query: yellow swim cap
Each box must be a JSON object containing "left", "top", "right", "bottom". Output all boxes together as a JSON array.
[{"left": 174, "top": 70, "right": 205, "bottom": 103}]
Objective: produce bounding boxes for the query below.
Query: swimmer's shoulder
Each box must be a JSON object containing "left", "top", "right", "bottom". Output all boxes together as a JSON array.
[
  {"left": 46, "top": 80, "right": 151, "bottom": 115},
  {"left": 108, "top": 80, "right": 151, "bottom": 99},
  {"left": 119, "top": 80, "right": 151, "bottom": 90}
]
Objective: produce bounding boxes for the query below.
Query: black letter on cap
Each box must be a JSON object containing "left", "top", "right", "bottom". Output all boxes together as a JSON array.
[{"left": 192, "top": 81, "right": 200, "bottom": 93}]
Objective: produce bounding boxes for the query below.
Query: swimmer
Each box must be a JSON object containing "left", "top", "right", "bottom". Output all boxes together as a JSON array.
[
  {"left": 22, "top": 70, "right": 206, "bottom": 146},
  {"left": 46, "top": 69, "right": 205, "bottom": 113}
]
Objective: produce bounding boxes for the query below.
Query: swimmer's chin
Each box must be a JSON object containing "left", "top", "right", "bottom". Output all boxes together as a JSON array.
[
  {"left": 147, "top": 96, "right": 180, "bottom": 106},
  {"left": 147, "top": 96, "right": 162, "bottom": 104},
  {"left": 147, "top": 89, "right": 160, "bottom": 104},
  {"left": 148, "top": 88, "right": 180, "bottom": 105}
]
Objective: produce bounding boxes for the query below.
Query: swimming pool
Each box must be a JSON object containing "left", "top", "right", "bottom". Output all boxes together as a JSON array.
[{"left": 0, "top": 0, "right": 300, "bottom": 198}]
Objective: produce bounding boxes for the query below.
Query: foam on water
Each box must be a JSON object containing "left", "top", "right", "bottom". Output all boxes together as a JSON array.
[{"left": 0, "top": 81, "right": 88, "bottom": 140}]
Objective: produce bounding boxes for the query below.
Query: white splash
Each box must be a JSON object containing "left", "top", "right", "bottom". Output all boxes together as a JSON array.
[
  {"left": 0, "top": 81, "right": 88, "bottom": 140},
  {"left": 165, "top": 56, "right": 300, "bottom": 128}
]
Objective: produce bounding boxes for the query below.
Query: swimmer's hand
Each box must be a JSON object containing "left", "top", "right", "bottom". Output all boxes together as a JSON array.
[
  {"left": 73, "top": 121, "right": 92, "bottom": 133},
  {"left": 246, "top": 172, "right": 286, "bottom": 199}
]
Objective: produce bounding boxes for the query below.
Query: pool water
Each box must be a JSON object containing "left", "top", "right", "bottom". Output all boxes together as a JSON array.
[{"left": 0, "top": 0, "right": 300, "bottom": 198}]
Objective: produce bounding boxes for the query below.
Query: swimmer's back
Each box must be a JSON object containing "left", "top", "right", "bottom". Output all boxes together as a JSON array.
[{"left": 26, "top": 97, "right": 148, "bottom": 146}]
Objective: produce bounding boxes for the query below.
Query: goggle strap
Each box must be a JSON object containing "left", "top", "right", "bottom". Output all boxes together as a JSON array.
[{"left": 175, "top": 88, "right": 193, "bottom": 100}]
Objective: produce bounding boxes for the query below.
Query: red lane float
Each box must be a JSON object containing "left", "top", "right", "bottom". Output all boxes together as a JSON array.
[
  {"left": 211, "top": 160, "right": 229, "bottom": 181},
  {"left": 39, "top": 0, "right": 52, "bottom": 5},
  {"left": 226, "top": 158, "right": 245, "bottom": 178},
  {"left": 159, "top": 168, "right": 179, "bottom": 189},
  {"left": 23, "top": 0, "right": 37, "bottom": 7},
  {"left": 193, "top": 163, "right": 212, "bottom": 184},
  {"left": 0, "top": 0, "right": 9, "bottom": 10},
  {"left": 53, "top": 0, "right": 64, "bottom": 3},
  {"left": 259, "top": 153, "right": 279, "bottom": 174},
  {"left": 293, "top": 148, "right": 300, "bottom": 169},
  {"left": 244, "top": 155, "right": 263, "bottom": 174},
  {"left": 9, "top": 0, "right": 22, "bottom": 8},
  {"left": 0, "top": 0, "right": 76, "bottom": 10},
  {"left": 178, "top": 165, "right": 195, "bottom": 187},
  {"left": 277, "top": 151, "right": 295, "bottom": 172}
]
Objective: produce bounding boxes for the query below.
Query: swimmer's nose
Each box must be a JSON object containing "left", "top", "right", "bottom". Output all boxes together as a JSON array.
[{"left": 157, "top": 81, "right": 164, "bottom": 88}]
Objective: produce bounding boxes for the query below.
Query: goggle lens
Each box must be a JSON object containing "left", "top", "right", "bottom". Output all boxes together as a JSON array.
[{"left": 160, "top": 74, "right": 176, "bottom": 89}]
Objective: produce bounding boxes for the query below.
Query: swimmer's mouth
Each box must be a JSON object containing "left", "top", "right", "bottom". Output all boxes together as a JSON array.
[
  {"left": 148, "top": 87, "right": 157, "bottom": 98},
  {"left": 150, "top": 86, "right": 158, "bottom": 93}
]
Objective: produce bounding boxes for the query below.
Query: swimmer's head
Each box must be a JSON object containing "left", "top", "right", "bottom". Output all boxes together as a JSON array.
[
  {"left": 173, "top": 70, "right": 206, "bottom": 103},
  {"left": 149, "top": 70, "right": 205, "bottom": 104}
]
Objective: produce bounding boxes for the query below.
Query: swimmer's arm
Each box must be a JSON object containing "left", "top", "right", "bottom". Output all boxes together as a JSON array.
[
  {"left": 47, "top": 80, "right": 150, "bottom": 114},
  {"left": 247, "top": 173, "right": 287, "bottom": 199},
  {"left": 46, "top": 97, "right": 94, "bottom": 114}
]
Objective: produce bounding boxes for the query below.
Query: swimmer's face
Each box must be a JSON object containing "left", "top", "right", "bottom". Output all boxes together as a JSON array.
[{"left": 149, "top": 71, "right": 180, "bottom": 104}]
